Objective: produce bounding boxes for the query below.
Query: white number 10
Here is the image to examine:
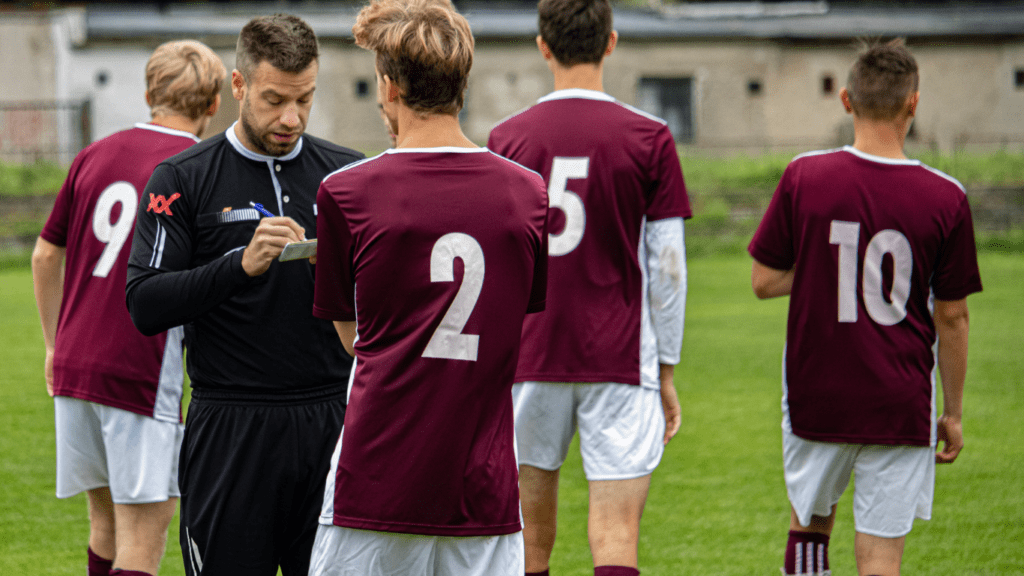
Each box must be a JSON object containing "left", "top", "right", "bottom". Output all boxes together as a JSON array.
[
  {"left": 829, "top": 220, "right": 913, "bottom": 326},
  {"left": 92, "top": 182, "right": 138, "bottom": 278}
]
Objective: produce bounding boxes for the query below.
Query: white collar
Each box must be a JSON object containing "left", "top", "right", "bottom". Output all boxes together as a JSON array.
[
  {"left": 537, "top": 88, "right": 616, "bottom": 104},
  {"left": 383, "top": 146, "right": 488, "bottom": 154},
  {"left": 134, "top": 122, "right": 200, "bottom": 143},
  {"left": 225, "top": 120, "right": 304, "bottom": 162},
  {"left": 842, "top": 145, "right": 921, "bottom": 166}
]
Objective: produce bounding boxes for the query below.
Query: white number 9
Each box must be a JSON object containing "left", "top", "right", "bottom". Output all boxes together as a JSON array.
[{"left": 91, "top": 182, "right": 138, "bottom": 278}]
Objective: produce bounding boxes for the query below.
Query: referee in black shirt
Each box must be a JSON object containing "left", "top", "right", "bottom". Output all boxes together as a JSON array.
[{"left": 126, "top": 15, "right": 363, "bottom": 576}]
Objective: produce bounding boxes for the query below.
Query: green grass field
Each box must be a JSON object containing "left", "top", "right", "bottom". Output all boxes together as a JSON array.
[{"left": 1, "top": 253, "right": 1021, "bottom": 574}]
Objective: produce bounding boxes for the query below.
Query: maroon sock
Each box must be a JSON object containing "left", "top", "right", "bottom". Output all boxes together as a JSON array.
[
  {"left": 525, "top": 571, "right": 550, "bottom": 576},
  {"left": 87, "top": 547, "right": 113, "bottom": 576},
  {"left": 784, "top": 530, "right": 830, "bottom": 574},
  {"left": 109, "top": 570, "right": 154, "bottom": 576},
  {"left": 594, "top": 567, "right": 640, "bottom": 576}
]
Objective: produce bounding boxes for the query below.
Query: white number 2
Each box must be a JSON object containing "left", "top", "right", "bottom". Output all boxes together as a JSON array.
[
  {"left": 422, "top": 232, "right": 485, "bottom": 361},
  {"left": 829, "top": 220, "right": 913, "bottom": 326},
  {"left": 548, "top": 157, "right": 589, "bottom": 256},
  {"left": 91, "top": 182, "right": 139, "bottom": 278}
]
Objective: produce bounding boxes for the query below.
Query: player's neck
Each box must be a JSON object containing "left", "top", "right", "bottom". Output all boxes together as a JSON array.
[
  {"left": 850, "top": 116, "right": 911, "bottom": 160},
  {"left": 550, "top": 62, "right": 605, "bottom": 93},
  {"left": 149, "top": 114, "right": 205, "bottom": 138},
  {"left": 394, "top": 110, "right": 476, "bottom": 149}
]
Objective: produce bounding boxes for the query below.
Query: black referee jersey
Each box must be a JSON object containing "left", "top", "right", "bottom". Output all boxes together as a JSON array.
[{"left": 126, "top": 125, "right": 363, "bottom": 393}]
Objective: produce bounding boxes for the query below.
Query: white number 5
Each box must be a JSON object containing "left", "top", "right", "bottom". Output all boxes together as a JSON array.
[
  {"left": 830, "top": 220, "right": 913, "bottom": 326},
  {"left": 92, "top": 182, "right": 138, "bottom": 278},
  {"left": 548, "top": 157, "right": 589, "bottom": 256},
  {"left": 422, "top": 232, "right": 485, "bottom": 361}
]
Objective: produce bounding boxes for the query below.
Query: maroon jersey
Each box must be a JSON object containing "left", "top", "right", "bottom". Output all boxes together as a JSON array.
[
  {"left": 40, "top": 123, "right": 197, "bottom": 422},
  {"left": 314, "top": 147, "right": 548, "bottom": 536},
  {"left": 488, "top": 89, "right": 691, "bottom": 387},
  {"left": 749, "top": 146, "right": 982, "bottom": 446}
]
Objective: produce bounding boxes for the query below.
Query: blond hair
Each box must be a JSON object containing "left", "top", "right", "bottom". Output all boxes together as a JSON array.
[
  {"left": 353, "top": 0, "right": 474, "bottom": 116},
  {"left": 146, "top": 40, "right": 226, "bottom": 121}
]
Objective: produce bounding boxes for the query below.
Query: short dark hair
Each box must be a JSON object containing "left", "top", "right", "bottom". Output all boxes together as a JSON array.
[
  {"left": 236, "top": 14, "right": 319, "bottom": 80},
  {"left": 353, "top": 0, "right": 474, "bottom": 116},
  {"left": 846, "top": 38, "right": 919, "bottom": 120},
  {"left": 538, "top": 0, "right": 612, "bottom": 67}
]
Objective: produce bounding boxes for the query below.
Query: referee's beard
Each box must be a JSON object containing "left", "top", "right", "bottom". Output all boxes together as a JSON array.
[{"left": 240, "top": 95, "right": 302, "bottom": 157}]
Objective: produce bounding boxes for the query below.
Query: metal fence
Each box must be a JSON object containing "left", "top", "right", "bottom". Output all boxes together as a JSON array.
[{"left": 0, "top": 100, "right": 91, "bottom": 165}]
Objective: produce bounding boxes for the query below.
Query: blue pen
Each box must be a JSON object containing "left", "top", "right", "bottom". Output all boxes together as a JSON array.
[{"left": 249, "top": 201, "right": 276, "bottom": 218}]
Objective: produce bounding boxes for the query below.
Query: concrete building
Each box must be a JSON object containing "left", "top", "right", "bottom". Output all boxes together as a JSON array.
[{"left": 3, "top": 1, "right": 1024, "bottom": 159}]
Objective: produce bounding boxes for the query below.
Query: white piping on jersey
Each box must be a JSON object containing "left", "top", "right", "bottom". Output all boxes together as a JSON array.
[
  {"left": 225, "top": 121, "right": 303, "bottom": 216},
  {"left": 791, "top": 147, "right": 844, "bottom": 162},
  {"left": 485, "top": 150, "right": 544, "bottom": 179},
  {"left": 223, "top": 245, "right": 246, "bottom": 257},
  {"left": 322, "top": 153, "right": 383, "bottom": 183},
  {"left": 149, "top": 222, "right": 167, "bottom": 269},
  {"left": 153, "top": 325, "right": 185, "bottom": 423},
  {"left": 801, "top": 146, "right": 966, "bottom": 193},
  {"left": 384, "top": 146, "right": 490, "bottom": 154},
  {"left": 133, "top": 122, "right": 201, "bottom": 143},
  {"left": 535, "top": 89, "right": 669, "bottom": 125}
]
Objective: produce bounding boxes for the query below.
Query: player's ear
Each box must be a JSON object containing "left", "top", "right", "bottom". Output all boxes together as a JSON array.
[
  {"left": 906, "top": 91, "right": 920, "bottom": 118},
  {"left": 383, "top": 75, "right": 400, "bottom": 104},
  {"left": 208, "top": 93, "right": 221, "bottom": 117},
  {"left": 145, "top": 91, "right": 153, "bottom": 108},
  {"left": 231, "top": 70, "right": 246, "bottom": 102},
  {"left": 605, "top": 30, "right": 618, "bottom": 57},
  {"left": 839, "top": 87, "right": 854, "bottom": 115},
  {"left": 536, "top": 36, "right": 552, "bottom": 61}
]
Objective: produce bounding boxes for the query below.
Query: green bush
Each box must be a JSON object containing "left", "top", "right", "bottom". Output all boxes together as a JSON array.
[{"left": 0, "top": 161, "right": 67, "bottom": 198}]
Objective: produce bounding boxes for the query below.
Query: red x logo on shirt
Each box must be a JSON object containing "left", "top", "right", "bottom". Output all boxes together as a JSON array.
[{"left": 147, "top": 193, "right": 181, "bottom": 215}]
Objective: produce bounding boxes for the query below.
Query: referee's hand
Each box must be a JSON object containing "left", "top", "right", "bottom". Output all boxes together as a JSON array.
[{"left": 242, "top": 216, "right": 306, "bottom": 277}]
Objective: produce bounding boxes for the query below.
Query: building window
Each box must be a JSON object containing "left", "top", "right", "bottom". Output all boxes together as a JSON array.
[
  {"left": 1016, "top": 69, "right": 1024, "bottom": 90},
  {"left": 747, "top": 79, "right": 763, "bottom": 96},
  {"left": 822, "top": 74, "right": 835, "bottom": 96},
  {"left": 355, "top": 79, "right": 370, "bottom": 99},
  {"left": 636, "top": 77, "right": 694, "bottom": 144}
]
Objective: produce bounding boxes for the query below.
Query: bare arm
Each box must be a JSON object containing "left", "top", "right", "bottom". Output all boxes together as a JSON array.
[
  {"left": 334, "top": 321, "right": 357, "bottom": 357},
  {"left": 751, "top": 259, "right": 794, "bottom": 299},
  {"left": 31, "top": 237, "right": 66, "bottom": 396},
  {"left": 660, "top": 363, "right": 681, "bottom": 445},
  {"left": 934, "top": 298, "right": 969, "bottom": 464}
]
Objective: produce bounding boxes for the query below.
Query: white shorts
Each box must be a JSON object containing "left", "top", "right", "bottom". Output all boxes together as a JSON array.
[
  {"left": 512, "top": 382, "right": 665, "bottom": 481},
  {"left": 308, "top": 524, "right": 524, "bottom": 576},
  {"left": 783, "top": 429, "right": 935, "bottom": 538},
  {"left": 55, "top": 396, "right": 183, "bottom": 504}
]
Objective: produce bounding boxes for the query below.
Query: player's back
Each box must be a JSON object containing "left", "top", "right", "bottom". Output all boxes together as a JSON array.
[
  {"left": 41, "top": 123, "right": 199, "bottom": 420},
  {"left": 488, "top": 89, "right": 690, "bottom": 387},
  {"left": 315, "top": 147, "right": 547, "bottom": 535},
  {"left": 749, "top": 146, "right": 982, "bottom": 445}
]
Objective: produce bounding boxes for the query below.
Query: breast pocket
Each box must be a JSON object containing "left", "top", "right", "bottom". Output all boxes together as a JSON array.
[{"left": 196, "top": 208, "right": 261, "bottom": 262}]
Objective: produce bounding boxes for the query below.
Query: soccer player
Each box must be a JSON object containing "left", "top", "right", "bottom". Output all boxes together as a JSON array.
[
  {"left": 124, "top": 15, "right": 363, "bottom": 576},
  {"left": 487, "top": 1, "right": 690, "bottom": 574},
  {"left": 31, "top": 40, "right": 223, "bottom": 576},
  {"left": 308, "top": 0, "right": 547, "bottom": 574},
  {"left": 748, "top": 40, "right": 981, "bottom": 576}
]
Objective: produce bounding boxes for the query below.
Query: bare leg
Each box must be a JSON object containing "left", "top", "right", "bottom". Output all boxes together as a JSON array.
[
  {"left": 855, "top": 532, "right": 905, "bottom": 576},
  {"left": 87, "top": 488, "right": 116, "bottom": 560},
  {"left": 587, "top": 475, "right": 651, "bottom": 568},
  {"left": 790, "top": 505, "right": 836, "bottom": 535},
  {"left": 111, "top": 497, "right": 179, "bottom": 574},
  {"left": 520, "top": 465, "right": 561, "bottom": 573}
]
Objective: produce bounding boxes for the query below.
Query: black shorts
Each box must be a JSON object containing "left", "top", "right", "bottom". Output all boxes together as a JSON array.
[{"left": 179, "top": 384, "right": 346, "bottom": 576}]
